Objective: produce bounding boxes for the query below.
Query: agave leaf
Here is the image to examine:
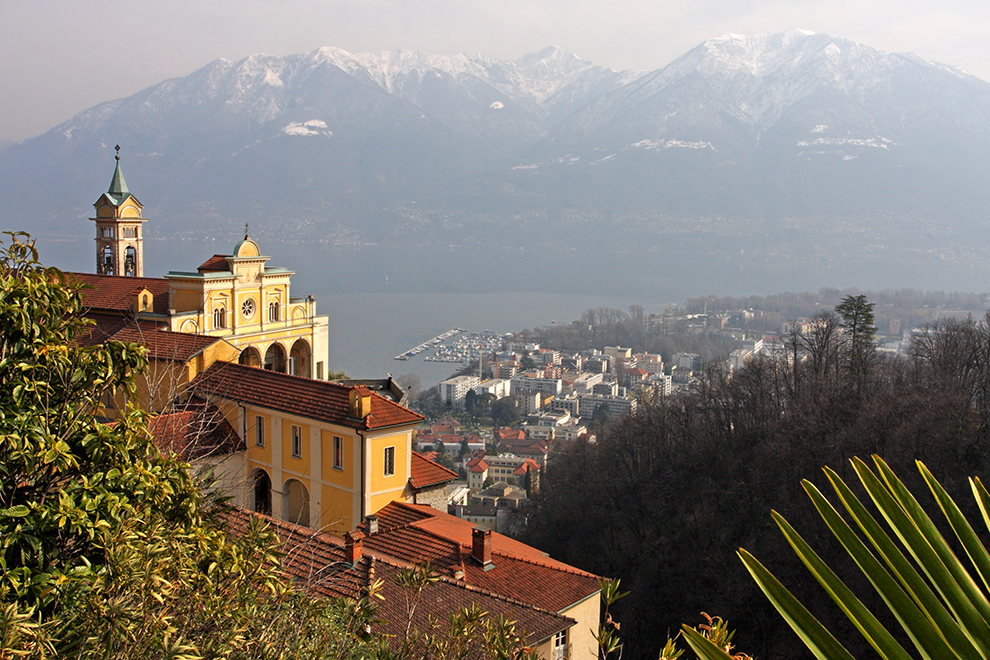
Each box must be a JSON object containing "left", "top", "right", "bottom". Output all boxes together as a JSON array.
[
  {"left": 920, "top": 463, "right": 990, "bottom": 597},
  {"left": 825, "top": 466, "right": 977, "bottom": 657},
  {"left": 854, "top": 458, "right": 990, "bottom": 658},
  {"left": 738, "top": 549, "right": 856, "bottom": 660},
  {"left": 680, "top": 625, "right": 736, "bottom": 660},
  {"left": 799, "top": 482, "right": 955, "bottom": 660},
  {"left": 972, "top": 478, "right": 990, "bottom": 538}
]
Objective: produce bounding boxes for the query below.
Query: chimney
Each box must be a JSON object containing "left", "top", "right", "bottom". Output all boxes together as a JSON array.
[
  {"left": 365, "top": 514, "right": 379, "bottom": 535},
  {"left": 344, "top": 530, "right": 365, "bottom": 565},
  {"left": 472, "top": 527, "right": 494, "bottom": 570},
  {"left": 349, "top": 387, "right": 373, "bottom": 420}
]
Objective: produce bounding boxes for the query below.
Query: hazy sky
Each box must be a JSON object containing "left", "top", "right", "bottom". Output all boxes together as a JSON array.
[{"left": 3, "top": 0, "right": 989, "bottom": 143}]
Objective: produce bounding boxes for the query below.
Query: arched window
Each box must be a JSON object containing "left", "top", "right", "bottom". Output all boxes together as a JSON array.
[
  {"left": 283, "top": 479, "right": 310, "bottom": 527},
  {"left": 141, "top": 294, "right": 150, "bottom": 311},
  {"left": 124, "top": 246, "right": 136, "bottom": 276},
  {"left": 264, "top": 343, "right": 287, "bottom": 372},
  {"left": 290, "top": 338, "right": 312, "bottom": 377},
  {"left": 251, "top": 469, "right": 272, "bottom": 516},
  {"left": 239, "top": 346, "right": 262, "bottom": 368},
  {"left": 101, "top": 245, "right": 114, "bottom": 275},
  {"left": 213, "top": 307, "right": 226, "bottom": 329},
  {"left": 268, "top": 301, "right": 280, "bottom": 322}
]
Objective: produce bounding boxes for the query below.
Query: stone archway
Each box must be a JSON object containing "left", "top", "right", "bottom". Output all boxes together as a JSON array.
[
  {"left": 251, "top": 468, "right": 272, "bottom": 516},
  {"left": 283, "top": 478, "right": 310, "bottom": 527},
  {"left": 264, "top": 343, "right": 287, "bottom": 373},
  {"left": 239, "top": 346, "right": 262, "bottom": 368},
  {"left": 290, "top": 338, "right": 312, "bottom": 378}
]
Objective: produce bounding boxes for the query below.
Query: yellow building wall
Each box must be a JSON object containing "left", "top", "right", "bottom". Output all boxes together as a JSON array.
[
  {"left": 367, "top": 431, "right": 411, "bottom": 514},
  {"left": 171, "top": 288, "right": 202, "bottom": 313},
  {"left": 320, "top": 430, "right": 354, "bottom": 488},
  {"left": 320, "top": 484, "right": 356, "bottom": 533},
  {"left": 282, "top": 420, "right": 311, "bottom": 477},
  {"left": 555, "top": 592, "right": 601, "bottom": 660},
  {"left": 246, "top": 412, "right": 273, "bottom": 465}
]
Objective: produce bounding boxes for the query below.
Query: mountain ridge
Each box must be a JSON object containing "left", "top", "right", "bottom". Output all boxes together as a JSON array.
[{"left": 5, "top": 31, "right": 990, "bottom": 271}]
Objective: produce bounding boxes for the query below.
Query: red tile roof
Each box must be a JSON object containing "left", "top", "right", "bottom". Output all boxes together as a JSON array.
[
  {"left": 513, "top": 458, "right": 541, "bottom": 476},
  {"left": 197, "top": 255, "right": 231, "bottom": 272},
  {"left": 220, "top": 507, "right": 573, "bottom": 651},
  {"left": 148, "top": 400, "right": 245, "bottom": 460},
  {"left": 68, "top": 272, "right": 171, "bottom": 316},
  {"left": 360, "top": 502, "right": 600, "bottom": 615},
  {"left": 374, "top": 502, "right": 593, "bottom": 573},
  {"left": 78, "top": 313, "right": 221, "bottom": 362},
  {"left": 496, "top": 428, "right": 526, "bottom": 442},
  {"left": 190, "top": 361, "right": 423, "bottom": 431},
  {"left": 409, "top": 452, "right": 459, "bottom": 490}
]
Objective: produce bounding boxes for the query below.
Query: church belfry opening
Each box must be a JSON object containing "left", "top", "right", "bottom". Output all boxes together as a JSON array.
[{"left": 90, "top": 146, "right": 148, "bottom": 277}]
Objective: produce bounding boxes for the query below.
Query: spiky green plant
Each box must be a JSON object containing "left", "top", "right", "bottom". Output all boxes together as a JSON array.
[{"left": 681, "top": 455, "right": 990, "bottom": 660}]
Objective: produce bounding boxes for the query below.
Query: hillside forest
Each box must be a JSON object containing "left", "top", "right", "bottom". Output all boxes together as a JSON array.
[{"left": 523, "top": 296, "right": 990, "bottom": 659}]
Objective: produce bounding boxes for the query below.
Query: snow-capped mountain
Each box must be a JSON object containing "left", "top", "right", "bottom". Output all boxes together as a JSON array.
[{"left": 4, "top": 31, "right": 990, "bottom": 252}]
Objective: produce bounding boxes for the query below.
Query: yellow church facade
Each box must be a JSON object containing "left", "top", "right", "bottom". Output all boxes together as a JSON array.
[
  {"left": 82, "top": 151, "right": 329, "bottom": 381},
  {"left": 189, "top": 362, "right": 422, "bottom": 533},
  {"left": 164, "top": 236, "right": 329, "bottom": 380},
  {"left": 79, "top": 151, "right": 422, "bottom": 533}
]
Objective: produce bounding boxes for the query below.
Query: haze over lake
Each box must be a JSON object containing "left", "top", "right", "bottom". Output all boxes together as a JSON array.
[{"left": 37, "top": 235, "right": 990, "bottom": 388}]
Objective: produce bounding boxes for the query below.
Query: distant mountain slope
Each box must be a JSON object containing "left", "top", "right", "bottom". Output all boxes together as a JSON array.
[{"left": 3, "top": 32, "right": 990, "bottom": 254}]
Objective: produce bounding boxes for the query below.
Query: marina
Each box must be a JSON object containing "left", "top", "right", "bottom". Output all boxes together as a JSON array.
[
  {"left": 393, "top": 328, "right": 466, "bottom": 360},
  {"left": 424, "top": 330, "right": 506, "bottom": 363}
]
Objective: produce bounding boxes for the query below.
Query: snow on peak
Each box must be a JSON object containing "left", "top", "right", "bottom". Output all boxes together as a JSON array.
[{"left": 282, "top": 120, "right": 332, "bottom": 137}]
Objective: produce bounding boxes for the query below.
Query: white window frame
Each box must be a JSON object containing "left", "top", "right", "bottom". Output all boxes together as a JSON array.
[
  {"left": 333, "top": 436, "right": 344, "bottom": 470},
  {"left": 291, "top": 425, "right": 302, "bottom": 458},
  {"left": 553, "top": 630, "right": 567, "bottom": 660},
  {"left": 255, "top": 415, "right": 265, "bottom": 447},
  {"left": 384, "top": 446, "right": 395, "bottom": 477}
]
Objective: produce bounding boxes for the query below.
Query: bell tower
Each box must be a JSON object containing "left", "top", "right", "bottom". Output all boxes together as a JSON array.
[{"left": 90, "top": 146, "right": 148, "bottom": 277}]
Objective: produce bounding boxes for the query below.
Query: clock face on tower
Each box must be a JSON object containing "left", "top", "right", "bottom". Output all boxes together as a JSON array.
[{"left": 241, "top": 298, "right": 256, "bottom": 319}]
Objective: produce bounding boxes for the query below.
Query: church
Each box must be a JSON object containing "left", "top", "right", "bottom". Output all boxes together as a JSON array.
[
  {"left": 72, "top": 151, "right": 603, "bottom": 659},
  {"left": 75, "top": 150, "right": 426, "bottom": 533}
]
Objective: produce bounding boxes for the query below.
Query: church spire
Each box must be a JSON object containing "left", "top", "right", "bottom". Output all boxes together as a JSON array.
[
  {"left": 91, "top": 147, "right": 147, "bottom": 277},
  {"left": 107, "top": 145, "right": 129, "bottom": 201}
]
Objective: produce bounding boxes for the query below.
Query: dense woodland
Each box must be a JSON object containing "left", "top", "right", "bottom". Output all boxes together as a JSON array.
[
  {"left": 515, "top": 289, "right": 990, "bottom": 364},
  {"left": 523, "top": 299, "right": 990, "bottom": 659}
]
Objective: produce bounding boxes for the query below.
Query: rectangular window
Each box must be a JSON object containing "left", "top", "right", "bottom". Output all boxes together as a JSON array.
[
  {"left": 384, "top": 446, "right": 395, "bottom": 477},
  {"left": 553, "top": 630, "right": 567, "bottom": 660},
  {"left": 255, "top": 416, "right": 264, "bottom": 447},
  {"left": 317, "top": 361, "right": 324, "bottom": 380},
  {"left": 291, "top": 425, "right": 302, "bottom": 458},
  {"left": 333, "top": 436, "right": 344, "bottom": 470}
]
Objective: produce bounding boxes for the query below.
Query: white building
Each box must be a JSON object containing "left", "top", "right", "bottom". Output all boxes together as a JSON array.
[
  {"left": 474, "top": 378, "right": 511, "bottom": 399},
  {"left": 571, "top": 372, "right": 604, "bottom": 394},
  {"left": 673, "top": 352, "right": 700, "bottom": 370},
  {"left": 578, "top": 394, "right": 636, "bottom": 419},
  {"left": 510, "top": 373, "right": 562, "bottom": 396},
  {"left": 440, "top": 375, "right": 481, "bottom": 408}
]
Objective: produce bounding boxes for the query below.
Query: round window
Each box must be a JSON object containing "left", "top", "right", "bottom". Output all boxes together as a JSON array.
[{"left": 241, "top": 298, "right": 256, "bottom": 318}]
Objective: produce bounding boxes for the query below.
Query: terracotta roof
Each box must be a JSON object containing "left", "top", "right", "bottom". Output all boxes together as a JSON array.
[
  {"left": 68, "top": 272, "right": 171, "bottom": 316},
  {"left": 148, "top": 400, "right": 245, "bottom": 460},
  {"left": 468, "top": 459, "right": 489, "bottom": 473},
  {"left": 197, "top": 255, "right": 231, "bottom": 272},
  {"left": 190, "top": 361, "right": 423, "bottom": 431},
  {"left": 220, "top": 507, "right": 572, "bottom": 652},
  {"left": 513, "top": 459, "right": 541, "bottom": 476},
  {"left": 496, "top": 428, "right": 526, "bottom": 442},
  {"left": 360, "top": 502, "right": 600, "bottom": 615},
  {"left": 78, "top": 313, "right": 221, "bottom": 362},
  {"left": 410, "top": 452, "right": 459, "bottom": 490}
]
